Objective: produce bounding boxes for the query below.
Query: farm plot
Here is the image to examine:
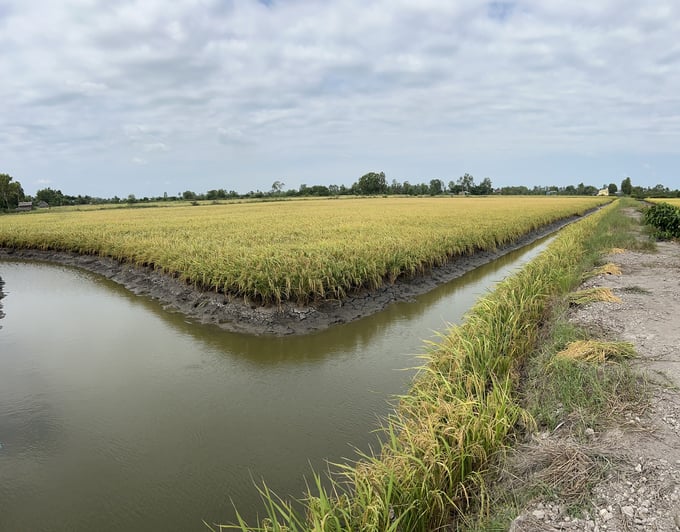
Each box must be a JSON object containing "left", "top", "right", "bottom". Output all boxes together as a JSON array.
[{"left": 0, "top": 196, "right": 610, "bottom": 303}]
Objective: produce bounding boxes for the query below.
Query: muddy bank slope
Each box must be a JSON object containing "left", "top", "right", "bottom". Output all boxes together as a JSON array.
[{"left": 0, "top": 213, "right": 588, "bottom": 336}]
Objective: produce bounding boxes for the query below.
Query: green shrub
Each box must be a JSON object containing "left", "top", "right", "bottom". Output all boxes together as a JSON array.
[{"left": 643, "top": 202, "right": 680, "bottom": 239}]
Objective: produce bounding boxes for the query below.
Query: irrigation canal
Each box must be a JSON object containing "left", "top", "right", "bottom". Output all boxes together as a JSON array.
[{"left": 1, "top": 234, "right": 553, "bottom": 531}]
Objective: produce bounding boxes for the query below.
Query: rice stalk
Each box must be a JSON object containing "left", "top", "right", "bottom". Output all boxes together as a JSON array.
[
  {"left": 568, "top": 287, "right": 622, "bottom": 305},
  {"left": 553, "top": 340, "right": 636, "bottom": 364}
]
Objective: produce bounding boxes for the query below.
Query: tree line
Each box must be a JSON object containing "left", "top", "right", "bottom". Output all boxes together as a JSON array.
[{"left": 1, "top": 171, "right": 679, "bottom": 211}]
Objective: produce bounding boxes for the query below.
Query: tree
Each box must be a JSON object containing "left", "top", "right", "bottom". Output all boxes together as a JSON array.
[
  {"left": 182, "top": 190, "right": 197, "bottom": 200},
  {"left": 472, "top": 177, "right": 493, "bottom": 195},
  {"left": 0, "top": 173, "right": 25, "bottom": 210},
  {"left": 457, "top": 173, "right": 475, "bottom": 194},
  {"left": 621, "top": 177, "right": 632, "bottom": 195},
  {"left": 35, "top": 187, "right": 65, "bottom": 206},
  {"left": 608, "top": 183, "right": 618, "bottom": 195},
  {"left": 355, "top": 172, "right": 387, "bottom": 195},
  {"left": 271, "top": 181, "right": 284, "bottom": 194},
  {"left": 448, "top": 181, "right": 462, "bottom": 194},
  {"left": 429, "top": 179, "right": 443, "bottom": 195}
]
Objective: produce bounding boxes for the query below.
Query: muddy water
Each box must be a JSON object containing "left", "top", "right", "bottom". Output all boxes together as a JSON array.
[{"left": 0, "top": 236, "right": 552, "bottom": 531}]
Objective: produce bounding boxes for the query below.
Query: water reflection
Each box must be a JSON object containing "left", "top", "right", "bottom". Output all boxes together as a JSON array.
[
  {"left": 71, "top": 234, "right": 553, "bottom": 366},
  {"left": 0, "top": 235, "right": 553, "bottom": 531}
]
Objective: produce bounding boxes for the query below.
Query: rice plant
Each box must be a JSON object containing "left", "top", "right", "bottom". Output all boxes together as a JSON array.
[{"left": 0, "top": 196, "right": 610, "bottom": 304}]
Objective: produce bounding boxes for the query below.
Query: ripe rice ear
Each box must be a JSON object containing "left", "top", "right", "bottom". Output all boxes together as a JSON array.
[
  {"left": 568, "top": 287, "right": 622, "bottom": 305},
  {"left": 582, "top": 262, "right": 622, "bottom": 279},
  {"left": 553, "top": 340, "right": 636, "bottom": 364}
]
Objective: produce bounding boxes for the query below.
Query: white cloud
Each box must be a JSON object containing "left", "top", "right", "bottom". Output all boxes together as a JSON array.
[
  {"left": 143, "top": 142, "right": 169, "bottom": 152},
  {"left": 1, "top": 0, "right": 679, "bottom": 196}
]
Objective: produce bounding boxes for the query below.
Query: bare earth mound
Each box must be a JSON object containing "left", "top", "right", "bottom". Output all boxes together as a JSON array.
[{"left": 512, "top": 211, "right": 680, "bottom": 531}]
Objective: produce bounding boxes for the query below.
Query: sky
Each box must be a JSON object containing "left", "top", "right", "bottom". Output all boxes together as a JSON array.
[{"left": 1, "top": 0, "right": 679, "bottom": 198}]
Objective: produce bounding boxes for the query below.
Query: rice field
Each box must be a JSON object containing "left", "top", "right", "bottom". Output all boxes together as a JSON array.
[
  {"left": 0, "top": 196, "right": 610, "bottom": 303},
  {"left": 647, "top": 197, "right": 680, "bottom": 207}
]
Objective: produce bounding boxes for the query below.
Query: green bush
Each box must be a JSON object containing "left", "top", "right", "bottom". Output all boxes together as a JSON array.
[{"left": 643, "top": 202, "right": 680, "bottom": 239}]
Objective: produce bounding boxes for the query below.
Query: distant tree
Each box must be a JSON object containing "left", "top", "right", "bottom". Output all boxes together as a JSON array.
[
  {"left": 472, "top": 177, "right": 493, "bottom": 195},
  {"left": 182, "top": 190, "right": 197, "bottom": 200},
  {"left": 621, "top": 177, "right": 632, "bottom": 195},
  {"left": 271, "top": 181, "right": 284, "bottom": 194},
  {"left": 35, "top": 187, "right": 64, "bottom": 207},
  {"left": 306, "top": 185, "right": 330, "bottom": 196},
  {"left": 457, "top": 173, "right": 475, "bottom": 194},
  {"left": 356, "top": 172, "right": 387, "bottom": 195},
  {"left": 429, "top": 179, "right": 443, "bottom": 195},
  {"left": 126, "top": 194, "right": 137, "bottom": 204},
  {"left": 0, "top": 173, "right": 25, "bottom": 210},
  {"left": 608, "top": 183, "right": 618, "bottom": 195},
  {"left": 447, "top": 180, "right": 462, "bottom": 194},
  {"left": 389, "top": 179, "right": 403, "bottom": 195}
]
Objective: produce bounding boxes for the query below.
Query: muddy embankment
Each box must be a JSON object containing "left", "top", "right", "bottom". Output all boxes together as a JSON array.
[{"left": 0, "top": 212, "right": 594, "bottom": 336}]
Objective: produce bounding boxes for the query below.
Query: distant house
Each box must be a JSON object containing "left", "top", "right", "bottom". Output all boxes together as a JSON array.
[
  {"left": 597, "top": 188, "right": 609, "bottom": 196},
  {"left": 17, "top": 201, "right": 33, "bottom": 212},
  {"left": 37, "top": 201, "right": 49, "bottom": 208}
]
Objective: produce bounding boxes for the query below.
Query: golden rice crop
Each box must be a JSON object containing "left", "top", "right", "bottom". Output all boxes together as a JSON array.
[
  {"left": 647, "top": 198, "right": 680, "bottom": 207},
  {"left": 0, "top": 196, "right": 610, "bottom": 303},
  {"left": 568, "top": 287, "right": 622, "bottom": 305},
  {"left": 554, "top": 340, "right": 636, "bottom": 363}
]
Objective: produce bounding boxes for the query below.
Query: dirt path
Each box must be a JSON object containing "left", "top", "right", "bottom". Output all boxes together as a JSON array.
[
  {"left": 0, "top": 214, "right": 584, "bottom": 336},
  {"left": 512, "top": 212, "right": 680, "bottom": 531}
]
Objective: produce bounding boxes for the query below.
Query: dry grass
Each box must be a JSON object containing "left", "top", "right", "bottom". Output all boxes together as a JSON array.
[
  {"left": 609, "top": 247, "right": 626, "bottom": 254},
  {"left": 511, "top": 437, "right": 619, "bottom": 503},
  {"left": 591, "top": 263, "right": 622, "bottom": 276},
  {"left": 568, "top": 287, "right": 622, "bottom": 305},
  {"left": 554, "top": 340, "right": 636, "bottom": 364}
]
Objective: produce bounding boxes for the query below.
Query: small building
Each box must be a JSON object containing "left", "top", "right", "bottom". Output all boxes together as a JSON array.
[
  {"left": 597, "top": 188, "right": 609, "bottom": 196},
  {"left": 37, "top": 201, "right": 49, "bottom": 208},
  {"left": 17, "top": 201, "right": 33, "bottom": 212}
]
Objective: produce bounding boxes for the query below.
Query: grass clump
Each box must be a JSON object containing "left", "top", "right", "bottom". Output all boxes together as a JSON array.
[
  {"left": 511, "top": 437, "right": 618, "bottom": 504},
  {"left": 523, "top": 321, "right": 641, "bottom": 433},
  {"left": 582, "top": 262, "right": 622, "bottom": 279},
  {"left": 553, "top": 340, "right": 636, "bottom": 364},
  {"left": 568, "top": 287, "right": 622, "bottom": 305}
]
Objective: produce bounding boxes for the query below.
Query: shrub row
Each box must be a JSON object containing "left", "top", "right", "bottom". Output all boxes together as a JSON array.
[{"left": 643, "top": 201, "right": 680, "bottom": 239}]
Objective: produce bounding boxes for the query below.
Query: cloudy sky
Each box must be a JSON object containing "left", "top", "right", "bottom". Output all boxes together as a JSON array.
[{"left": 1, "top": 0, "right": 679, "bottom": 197}]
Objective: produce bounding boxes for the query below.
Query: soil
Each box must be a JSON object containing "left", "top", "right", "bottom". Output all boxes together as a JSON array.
[
  {"left": 0, "top": 214, "right": 586, "bottom": 336},
  {"left": 511, "top": 210, "right": 680, "bottom": 531}
]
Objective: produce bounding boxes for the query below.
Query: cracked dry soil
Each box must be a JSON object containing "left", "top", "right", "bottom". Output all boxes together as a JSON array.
[{"left": 512, "top": 213, "right": 680, "bottom": 531}]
